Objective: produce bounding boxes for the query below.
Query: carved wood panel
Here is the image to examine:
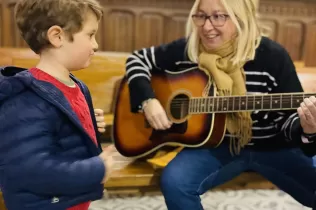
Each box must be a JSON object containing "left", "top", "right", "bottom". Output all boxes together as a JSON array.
[
  {"left": 103, "top": 9, "right": 135, "bottom": 52},
  {"left": 304, "top": 22, "right": 316, "bottom": 66},
  {"left": 0, "top": 3, "right": 2, "bottom": 47},
  {"left": 136, "top": 12, "right": 165, "bottom": 49},
  {"left": 1, "top": 0, "right": 316, "bottom": 66}
]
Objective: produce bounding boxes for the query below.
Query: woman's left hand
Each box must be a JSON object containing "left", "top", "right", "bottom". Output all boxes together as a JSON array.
[
  {"left": 297, "top": 96, "right": 316, "bottom": 134},
  {"left": 94, "top": 109, "right": 106, "bottom": 133}
]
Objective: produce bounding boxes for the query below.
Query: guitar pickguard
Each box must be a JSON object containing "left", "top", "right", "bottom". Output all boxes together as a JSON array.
[{"left": 149, "top": 121, "right": 188, "bottom": 141}]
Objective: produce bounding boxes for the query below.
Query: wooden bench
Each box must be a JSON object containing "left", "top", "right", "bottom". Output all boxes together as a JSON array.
[
  {"left": 0, "top": 48, "right": 128, "bottom": 141},
  {"left": 0, "top": 48, "right": 316, "bottom": 210}
]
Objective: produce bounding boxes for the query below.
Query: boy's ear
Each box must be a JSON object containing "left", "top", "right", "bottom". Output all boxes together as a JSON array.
[{"left": 46, "top": 25, "right": 66, "bottom": 48}]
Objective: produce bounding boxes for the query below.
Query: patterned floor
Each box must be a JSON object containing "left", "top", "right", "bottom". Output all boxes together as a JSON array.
[{"left": 89, "top": 190, "right": 312, "bottom": 210}]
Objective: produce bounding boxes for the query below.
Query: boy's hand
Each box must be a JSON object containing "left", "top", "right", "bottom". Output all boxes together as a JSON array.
[
  {"left": 99, "top": 145, "right": 116, "bottom": 183},
  {"left": 94, "top": 109, "right": 106, "bottom": 133}
]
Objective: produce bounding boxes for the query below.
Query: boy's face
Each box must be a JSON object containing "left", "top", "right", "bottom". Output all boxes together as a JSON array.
[{"left": 62, "top": 10, "right": 99, "bottom": 71}]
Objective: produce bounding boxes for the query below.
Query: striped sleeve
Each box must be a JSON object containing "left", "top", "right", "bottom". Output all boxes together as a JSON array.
[
  {"left": 125, "top": 47, "right": 157, "bottom": 85},
  {"left": 271, "top": 47, "right": 304, "bottom": 143},
  {"left": 238, "top": 44, "right": 304, "bottom": 146},
  {"left": 125, "top": 47, "right": 160, "bottom": 113},
  {"left": 125, "top": 38, "right": 187, "bottom": 112},
  {"left": 282, "top": 113, "right": 301, "bottom": 142}
]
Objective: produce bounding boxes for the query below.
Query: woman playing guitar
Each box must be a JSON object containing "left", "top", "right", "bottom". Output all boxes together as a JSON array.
[{"left": 123, "top": 0, "right": 316, "bottom": 209}]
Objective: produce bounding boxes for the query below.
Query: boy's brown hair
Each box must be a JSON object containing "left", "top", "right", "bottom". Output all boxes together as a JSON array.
[{"left": 14, "top": 0, "right": 103, "bottom": 54}]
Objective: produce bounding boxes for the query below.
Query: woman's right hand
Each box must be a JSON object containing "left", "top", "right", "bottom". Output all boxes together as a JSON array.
[{"left": 143, "top": 98, "right": 172, "bottom": 130}]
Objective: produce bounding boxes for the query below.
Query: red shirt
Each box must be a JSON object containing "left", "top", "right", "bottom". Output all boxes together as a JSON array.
[{"left": 30, "top": 67, "right": 98, "bottom": 210}]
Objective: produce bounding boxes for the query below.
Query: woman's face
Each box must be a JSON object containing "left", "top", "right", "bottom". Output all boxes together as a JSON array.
[{"left": 193, "top": 0, "right": 237, "bottom": 50}]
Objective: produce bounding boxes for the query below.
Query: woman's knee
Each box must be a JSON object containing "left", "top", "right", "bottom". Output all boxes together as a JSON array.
[
  {"left": 160, "top": 162, "right": 185, "bottom": 194},
  {"left": 159, "top": 148, "right": 225, "bottom": 195}
]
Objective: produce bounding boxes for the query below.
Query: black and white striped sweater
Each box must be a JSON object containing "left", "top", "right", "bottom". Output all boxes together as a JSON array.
[{"left": 125, "top": 36, "right": 311, "bottom": 152}]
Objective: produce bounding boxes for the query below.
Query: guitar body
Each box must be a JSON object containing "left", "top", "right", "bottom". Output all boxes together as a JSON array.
[{"left": 112, "top": 69, "right": 227, "bottom": 158}]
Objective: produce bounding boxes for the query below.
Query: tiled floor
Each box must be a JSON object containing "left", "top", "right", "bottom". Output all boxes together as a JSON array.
[{"left": 89, "top": 189, "right": 312, "bottom": 210}]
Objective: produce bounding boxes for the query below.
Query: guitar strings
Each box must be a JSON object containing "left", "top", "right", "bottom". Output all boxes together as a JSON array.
[
  {"left": 170, "top": 94, "right": 315, "bottom": 102},
  {"left": 168, "top": 94, "right": 315, "bottom": 110}
]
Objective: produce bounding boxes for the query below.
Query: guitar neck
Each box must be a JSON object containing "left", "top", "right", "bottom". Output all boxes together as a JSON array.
[{"left": 189, "top": 93, "right": 316, "bottom": 113}]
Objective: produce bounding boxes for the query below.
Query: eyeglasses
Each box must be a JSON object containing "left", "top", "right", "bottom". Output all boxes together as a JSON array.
[{"left": 192, "top": 14, "right": 229, "bottom": 27}]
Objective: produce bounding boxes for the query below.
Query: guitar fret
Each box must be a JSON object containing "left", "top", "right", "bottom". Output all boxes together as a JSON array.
[
  {"left": 254, "top": 95, "right": 261, "bottom": 109},
  {"left": 206, "top": 98, "right": 209, "bottom": 113},
  {"left": 212, "top": 97, "right": 215, "bottom": 112},
  {"left": 232, "top": 96, "right": 235, "bottom": 111},
  {"left": 272, "top": 94, "right": 281, "bottom": 109},
  {"left": 194, "top": 98, "right": 198, "bottom": 113},
  {"left": 292, "top": 95, "right": 301, "bottom": 108},
  {"left": 201, "top": 98, "right": 203, "bottom": 112},
  {"left": 191, "top": 98, "right": 194, "bottom": 113},
  {"left": 206, "top": 97, "right": 209, "bottom": 112},
  {"left": 230, "top": 97, "right": 233, "bottom": 111},
  {"left": 192, "top": 98, "right": 194, "bottom": 113},
  {"left": 218, "top": 98, "right": 221, "bottom": 111},
  {"left": 248, "top": 95, "right": 255, "bottom": 111},
  {"left": 238, "top": 96, "right": 241, "bottom": 111},
  {"left": 240, "top": 96, "right": 246, "bottom": 110},
  {"left": 197, "top": 98, "right": 199, "bottom": 113},
  {"left": 202, "top": 98, "right": 204, "bottom": 113},
  {"left": 252, "top": 95, "right": 255, "bottom": 110},
  {"left": 223, "top": 98, "right": 227, "bottom": 111},
  {"left": 188, "top": 93, "right": 316, "bottom": 114}
]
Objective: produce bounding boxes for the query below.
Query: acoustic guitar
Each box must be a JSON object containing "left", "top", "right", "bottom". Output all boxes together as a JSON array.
[{"left": 112, "top": 68, "right": 313, "bottom": 158}]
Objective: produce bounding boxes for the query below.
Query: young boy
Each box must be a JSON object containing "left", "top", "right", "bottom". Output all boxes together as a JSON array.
[{"left": 0, "top": 0, "right": 115, "bottom": 209}]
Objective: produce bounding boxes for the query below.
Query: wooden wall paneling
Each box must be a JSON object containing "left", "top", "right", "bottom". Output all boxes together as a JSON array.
[
  {"left": 258, "top": 0, "right": 316, "bottom": 66},
  {"left": 259, "top": 19, "right": 278, "bottom": 41},
  {"left": 10, "top": 4, "right": 27, "bottom": 48},
  {"left": 2, "top": 1, "right": 28, "bottom": 48},
  {"left": 135, "top": 12, "right": 165, "bottom": 49},
  {"left": 304, "top": 21, "right": 316, "bottom": 67},
  {"left": 164, "top": 14, "right": 188, "bottom": 44},
  {"left": 1, "top": 0, "right": 316, "bottom": 66},
  {"left": 102, "top": 8, "right": 136, "bottom": 52},
  {"left": 95, "top": 11, "right": 106, "bottom": 51},
  {"left": 279, "top": 21, "right": 304, "bottom": 61},
  {"left": 1, "top": 1, "right": 14, "bottom": 47},
  {"left": 0, "top": 3, "right": 2, "bottom": 46}
]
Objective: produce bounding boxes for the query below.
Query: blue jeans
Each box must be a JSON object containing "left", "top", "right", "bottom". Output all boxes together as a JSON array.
[{"left": 160, "top": 143, "right": 316, "bottom": 210}]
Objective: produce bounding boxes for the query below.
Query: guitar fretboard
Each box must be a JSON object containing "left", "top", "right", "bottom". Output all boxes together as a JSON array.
[{"left": 188, "top": 93, "right": 315, "bottom": 113}]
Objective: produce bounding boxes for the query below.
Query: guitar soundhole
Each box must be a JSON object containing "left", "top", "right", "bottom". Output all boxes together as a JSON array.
[{"left": 170, "top": 94, "right": 190, "bottom": 120}]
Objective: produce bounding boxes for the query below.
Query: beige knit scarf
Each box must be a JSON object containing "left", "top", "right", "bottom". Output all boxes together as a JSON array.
[{"left": 198, "top": 39, "right": 252, "bottom": 154}]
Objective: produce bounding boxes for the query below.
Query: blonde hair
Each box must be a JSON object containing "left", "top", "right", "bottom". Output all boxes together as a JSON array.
[{"left": 186, "top": 0, "right": 262, "bottom": 65}]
